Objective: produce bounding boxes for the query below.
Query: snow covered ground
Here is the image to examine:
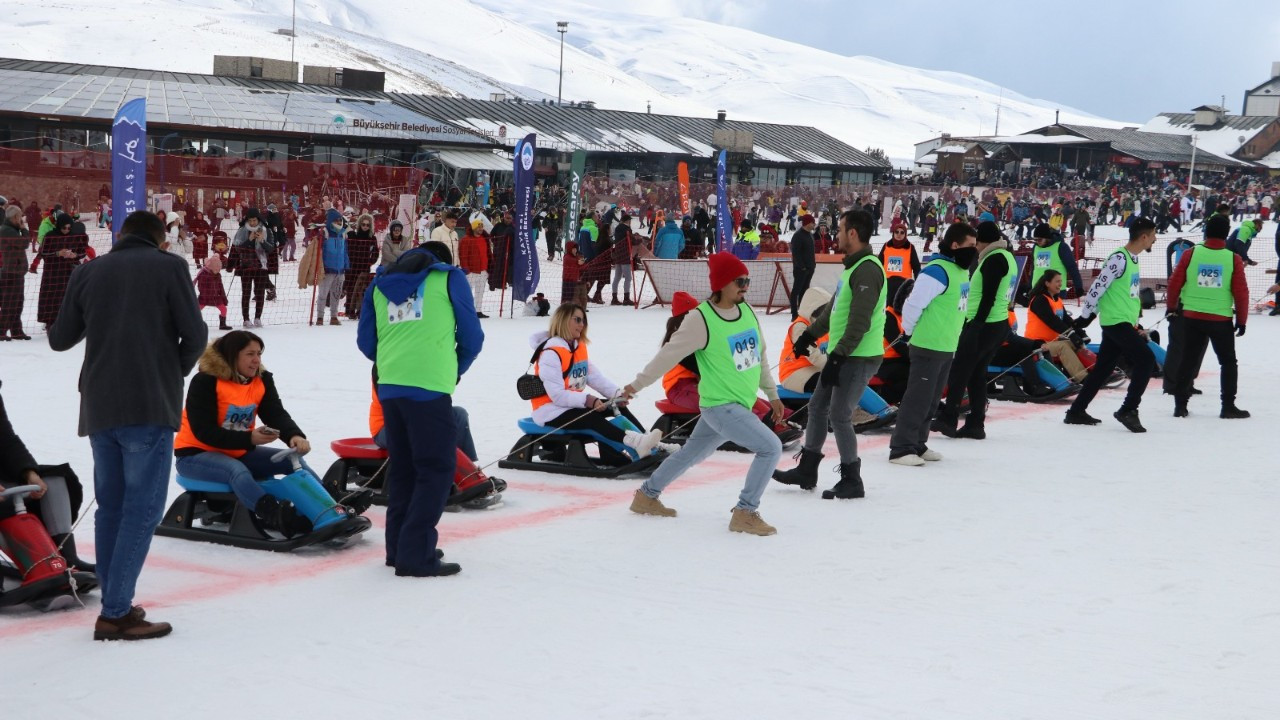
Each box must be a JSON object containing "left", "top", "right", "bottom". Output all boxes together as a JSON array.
[{"left": 3, "top": 224, "right": 1279, "bottom": 719}]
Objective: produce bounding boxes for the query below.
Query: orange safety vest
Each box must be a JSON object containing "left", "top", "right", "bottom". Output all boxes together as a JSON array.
[
  {"left": 174, "top": 376, "right": 266, "bottom": 459},
  {"left": 663, "top": 363, "right": 697, "bottom": 395},
  {"left": 531, "top": 343, "right": 590, "bottom": 411},
  {"left": 882, "top": 245, "right": 914, "bottom": 280},
  {"left": 369, "top": 382, "right": 384, "bottom": 438},
  {"left": 779, "top": 318, "right": 829, "bottom": 383},
  {"left": 1024, "top": 294, "right": 1065, "bottom": 343},
  {"left": 883, "top": 307, "right": 904, "bottom": 359}
]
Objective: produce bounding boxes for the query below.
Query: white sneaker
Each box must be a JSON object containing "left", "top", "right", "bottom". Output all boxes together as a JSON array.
[
  {"left": 656, "top": 442, "right": 680, "bottom": 454},
  {"left": 242, "top": 321, "right": 253, "bottom": 328},
  {"left": 624, "top": 429, "right": 663, "bottom": 456},
  {"left": 252, "top": 319, "right": 263, "bottom": 328},
  {"left": 921, "top": 449, "right": 943, "bottom": 462},
  {"left": 889, "top": 454, "right": 926, "bottom": 467}
]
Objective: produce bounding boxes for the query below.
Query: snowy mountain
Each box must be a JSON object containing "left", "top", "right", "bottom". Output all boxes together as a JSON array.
[{"left": 8, "top": 0, "right": 1127, "bottom": 162}]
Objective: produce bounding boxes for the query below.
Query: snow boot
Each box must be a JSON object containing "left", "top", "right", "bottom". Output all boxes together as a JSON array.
[
  {"left": 590, "top": 290, "right": 604, "bottom": 304},
  {"left": 51, "top": 533, "right": 94, "bottom": 573},
  {"left": 1113, "top": 407, "right": 1146, "bottom": 433},
  {"left": 1220, "top": 403, "right": 1250, "bottom": 419},
  {"left": 217, "top": 317, "right": 231, "bottom": 331},
  {"left": 1064, "top": 409, "right": 1101, "bottom": 425},
  {"left": 623, "top": 429, "right": 663, "bottom": 457},
  {"left": 253, "top": 496, "right": 312, "bottom": 538},
  {"left": 772, "top": 448, "right": 822, "bottom": 491},
  {"left": 629, "top": 490, "right": 677, "bottom": 517},
  {"left": 1173, "top": 398, "right": 1188, "bottom": 418},
  {"left": 821, "top": 460, "right": 864, "bottom": 500},
  {"left": 610, "top": 294, "right": 622, "bottom": 306},
  {"left": 729, "top": 508, "right": 776, "bottom": 536},
  {"left": 623, "top": 293, "right": 631, "bottom": 305},
  {"left": 955, "top": 422, "right": 986, "bottom": 440}
]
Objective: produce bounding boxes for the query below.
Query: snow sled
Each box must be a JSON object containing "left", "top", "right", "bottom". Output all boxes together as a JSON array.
[
  {"left": 777, "top": 387, "right": 898, "bottom": 433},
  {"left": 0, "top": 485, "right": 96, "bottom": 611},
  {"left": 1085, "top": 340, "right": 1165, "bottom": 379},
  {"left": 155, "top": 449, "right": 372, "bottom": 552},
  {"left": 985, "top": 359, "right": 1081, "bottom": 403},
  {"left": 497, "top": 417, "right": 667, "bottom": 478},
  {"left": 321, "top": 438, "right": 506, "bottom": 511},
  {"left": 651, "top": 400, "right": 803, "bottom": 452}
]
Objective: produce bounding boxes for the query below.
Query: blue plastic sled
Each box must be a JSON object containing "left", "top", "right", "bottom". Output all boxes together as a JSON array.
[{"left": 498, "top": 416, "right": 666, "bottom": 478}]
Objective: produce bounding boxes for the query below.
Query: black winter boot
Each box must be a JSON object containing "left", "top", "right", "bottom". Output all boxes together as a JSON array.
[
  {"left": 1220, "top": 403, "right": 1250, "bottom": 419},
  {"left": 218, "top": 316, "right": 232, "bottom": 331},
  {"left": 822, "top": 460, "right": 865, "bottom": 500},
  {"left": 772, "top": 448, "right": 822, "bottom": 491},
  {"left": 1173, "top": 397, "right": 1188, "bottom": 418},
  {"left": 623, "top": 293, "right": 631, "bottom": 305},
  {"left": 610, "top": 294, "right": 622, "bottom": 306},
  {"left": 254, "top": 496, "right": 313, "bottom": 538},
  {"left": 1113, "top": 407, "right": 1146, "bottom": 433},
  {"left": 51, "top": 533, "right": 95, "bottom": 573}
]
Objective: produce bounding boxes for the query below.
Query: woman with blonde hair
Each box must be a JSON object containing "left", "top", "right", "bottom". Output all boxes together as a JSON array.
[{"left": 527, "top": 303, "right": 662, "bottom": 454}]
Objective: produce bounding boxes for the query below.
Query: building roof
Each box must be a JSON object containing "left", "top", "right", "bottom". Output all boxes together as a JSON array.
[
  {"left": 388, "top": 95, "right": 889, "bottom": 169},
  {"left": 0, "top": 56, "right": 888, "bottom": 170},
  {"left": 1192, "top": 104, "right": 1229, "bottom": 112},
  {"left": 1155, "top": 112, "right": 1274, "bottom": 133},
  {"left": 933, "top": 144, "right": 972, "bottom": 154},
  {"left": 1048, "top": 123, "right": 1249, "bottom": 167},
  {"left": 1140, "top": 113, "right": 1280, "bottom": 162}
]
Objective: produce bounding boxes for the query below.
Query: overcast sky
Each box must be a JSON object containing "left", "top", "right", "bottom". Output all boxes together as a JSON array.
[{"left": 590, "top": 0, "right": 1280, "bottom": 123}]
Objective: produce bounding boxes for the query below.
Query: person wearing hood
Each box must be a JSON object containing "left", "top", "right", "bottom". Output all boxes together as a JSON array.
[
  {"left": 560, "top": 240, "right": 586, "bottom": 307},
  {"left": 1225, "top": 218, "right": 1262, "bottom": 266},
  {"left": 1030, "top": 222, "right": 1084, "bottom": 296},
  {"left": 777, "top": 286, "right": 832, "bottom": 395},
  {"left": 357, "top": 245, "right": 482, "bottom": 578},
  {"left": 36, "top": 212, "right": 86, "bottom": 328},
  {"left": 49, "top": 210, "right": 206, "bottom": 641},
  {"left": 230, "top": 209, "right": 277, "bottom": 328},
  {"left": 934, "top": 221, "right": 1017, "bottom": 439},
  {"left": 343, "top": 213, "right": 378, "bottom": 321},
  {"left": 888, "top": 222, "right": 977, "bottom": 466},
  {"left": 318, "top": 205, "right": 349, "bottom": 325},
  {"left": 381, "top": 220, "right": 413, "bottom": 268},
  {"left": 0, "top": 205, "right": 31, "bottom": 340},
  {"left": 653, "top": 217, "right": 685, "bottom": 260},
  {"left": 774, "top": 210, "right": 885, "bottom": 499}
]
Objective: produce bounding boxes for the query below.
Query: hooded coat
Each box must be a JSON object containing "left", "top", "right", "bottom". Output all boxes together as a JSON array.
[
  {"left": 653, "top": 219, "right": 685, "bottom": 259},
  {"left": 174, "top": 343, "right": 304, "bottom": 457}
]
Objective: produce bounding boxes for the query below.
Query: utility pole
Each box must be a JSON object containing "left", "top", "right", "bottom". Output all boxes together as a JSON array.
[
  {"left": 291, "top": 0, "right": 297, "bottom": 67},
  {"left": 557, "top": 22, "right": 569, "bottom": 105},
  {"left": 1187, "top": 134, "right": 1198, "bottom": 191}
]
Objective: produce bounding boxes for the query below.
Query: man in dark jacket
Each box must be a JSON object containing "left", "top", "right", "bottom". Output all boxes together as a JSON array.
[
  {"left": 0, "top": 206, "right": 31, "bottom": 339},
  {"left": 789, "top": 214, "right": 817, "bottom": 320},
  {"left": 49, "top": 210, "right": 206, "bottom": 641}
]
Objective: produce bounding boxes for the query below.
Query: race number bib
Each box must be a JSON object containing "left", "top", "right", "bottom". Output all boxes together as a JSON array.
[
  {"left": 568, "top": 360, "right": 589, "bottom": 391},
  {"left": 221, "top": 403, "right": 258, "bottom": 432},
  {"left": 1034, "top": 250, "right": 1051, "bottom": 268},
  {"left": 386, "top": 291, "right": 424, "bottom": 324},
  {"left": 958, "top": 282, "right": 971, "bottom": 313},
  {"left": 1196, "top": 264, "right": 1223, "bottom": 289},
  {"left": 887, "top": 256, "right": 904, "bottom": 273},
  {"left": 728, "top": 328, "right": 762, "bottom": 372},
  {"left": 1129, "top": 273, "right": 1140, "bottom": 298},
  {"left": 1005, "top": 275, "right": 1017, "bottom": 305}
]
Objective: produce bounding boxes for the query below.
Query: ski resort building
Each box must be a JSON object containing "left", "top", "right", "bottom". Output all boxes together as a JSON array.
[{"left": 0, "top": 56, "right": 888, "bottom": 209}]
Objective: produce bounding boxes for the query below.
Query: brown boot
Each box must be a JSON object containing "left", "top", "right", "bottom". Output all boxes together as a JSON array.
[
  {"left": 329, "top": 317, "right": 341, "bottom": 326},
  {"left": 94, "top": 606, "right": 172, "bottom": 641},
  {"left": 729, "top": 508, "right": 777, "bottom": 536},
  {"left": 629, "top": 489, "right": 676, "bottom": 517}
]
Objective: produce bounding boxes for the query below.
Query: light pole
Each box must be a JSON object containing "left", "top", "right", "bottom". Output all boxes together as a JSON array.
[{"left": 557, "top": 22, "right": 569, "bottom": 105}]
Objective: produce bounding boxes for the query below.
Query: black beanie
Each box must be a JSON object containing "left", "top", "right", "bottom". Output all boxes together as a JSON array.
[
  {"left": 1205, "top": 214, "right": 1231, "bottom": 240},
  {"left": 1032, "top": 223, "right": 1054, "bottom": 240},
  {"left": 976, "top": 220, "right": 1003, "bottom": 245}
]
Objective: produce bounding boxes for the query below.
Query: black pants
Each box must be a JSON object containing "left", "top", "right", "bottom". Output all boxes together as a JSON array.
[
  {"left": 240, "top": 270, "right": 266, "bottom": 321},
  {"left": 1173, "top": 317, "right": 1237, "bottom": 404},
  {"left": 1161, "top": 315, "right": 1206, "bottom": 394},
  {"left": 940, "top": 320, "right": 1008, "bottom": 426},
  {"left": 790, "top": 270, "right": 813, "bottom": 320},
  {"left": 0, "top": 272, "right": 25, "bottom": 334},
  {"left": 382, "top": 395, "right": 456, "bottom": 575},
  {"left": 1070, "top": 323, "right": 1154, "bottom": 413},
  {"left": 545, "top": 406, "right": 645, "bottom": 444},
  {"left": 546, "top": 234, "right": 558, "bottom": 260}
]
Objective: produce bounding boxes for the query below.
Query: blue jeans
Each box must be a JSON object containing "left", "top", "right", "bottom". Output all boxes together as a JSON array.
[
  {"left": 641, "top": 402, "right": 782, "bottom": 512},
  {"left": 174, "top": 447, "right": 316, "bottom": 510},
  {"left": 382, "top": 395, "right": 456, "bottom": 574},
  {"left": 89, "top": 425, "right": 175, "bottom": 620}
]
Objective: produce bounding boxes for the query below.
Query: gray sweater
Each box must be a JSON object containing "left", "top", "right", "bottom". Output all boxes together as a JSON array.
[
  {"left": 48, "top": 235, "right": 207, "bottom": 436},
  {"left": 629, "top": 302, "right": 779, "bottom": 402}
]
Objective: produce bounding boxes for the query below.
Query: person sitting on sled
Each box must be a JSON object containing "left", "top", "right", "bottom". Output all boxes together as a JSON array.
[
  {"left": 661, "top": 291, "right": 799, "bottom": 443},
  {"left": 1025, "top": 269, "right": 1090, "bottom": 383},
  {"left": 529, "top": 303, "right": 664, "bottom": 456},
  {"left": 173, "top": 331, "right": 357, "bottom": 537}
]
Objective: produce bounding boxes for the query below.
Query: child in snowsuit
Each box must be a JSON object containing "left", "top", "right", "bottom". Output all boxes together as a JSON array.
[{"left": 195, "top": 254, "right": 231, "bottom": 330}]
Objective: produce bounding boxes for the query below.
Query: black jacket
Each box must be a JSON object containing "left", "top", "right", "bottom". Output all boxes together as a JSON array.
[
  {"left": 175, "top": 345, "right": 303, "bottom": 457},
  {"left": 790, "top": 228, "right": 815, "bottom": 275},
  {"left": 48, "top": 234, "right": 207, "bottom": 436},
  {"left": 0, "top": 220, "right": 27, "bottom": 277}
]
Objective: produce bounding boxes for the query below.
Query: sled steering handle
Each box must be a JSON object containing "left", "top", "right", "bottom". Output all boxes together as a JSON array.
[
  {"left": 269, "top": 448, "right": 304, "bottom": 472},
  {"left": 0, "top": 484, "right": 42, "bottom": 513}
]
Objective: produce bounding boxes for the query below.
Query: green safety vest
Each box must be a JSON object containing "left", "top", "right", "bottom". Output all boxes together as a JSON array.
[
  {"left": 695, "top": 302, "right": 763, "bottom": 410},
  {"left": 966, "top": 248, "right": 1017, "bottom": 323},
  {"left": 828, "top": 255, "right": 887, "bottom": 357},
  {"left": 371, "top": 270, "right": 458, "bottom": 394},
  {"left": 1031, "top": 240, "right": 1068, "bottom": 288},
  {"left": 1096, "top": 250, "right": 1140, "bottom": 326},
  {"left": 1180, "top": 245, "right": 1235, "bottom": 318},
  {"left": 911, "top": 259, "right": 969, "bottom": 353}
]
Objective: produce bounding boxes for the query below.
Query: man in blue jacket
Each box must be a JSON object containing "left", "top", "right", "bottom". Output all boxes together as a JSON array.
[
  {"left": 358, "top": 245, "right": 483, "bottom": 577},
  {"left": 318, "top": 206, "right": 349, "bottom": 325},
  {"left": 653, "top": 217, "right": 685, "bottom": 259}
]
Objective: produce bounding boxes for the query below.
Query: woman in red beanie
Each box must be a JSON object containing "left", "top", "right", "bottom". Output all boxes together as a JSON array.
[{"left": 622, "top": 253, "right": 784, "bottom": 536}]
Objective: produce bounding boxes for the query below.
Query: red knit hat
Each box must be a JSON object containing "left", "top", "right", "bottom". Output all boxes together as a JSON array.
[
  {"left": 671, "top": 291, "right": 699, "bottom": 316},
  {"left": 707, "top": 252, "right": 749, "bottom": 292}
]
